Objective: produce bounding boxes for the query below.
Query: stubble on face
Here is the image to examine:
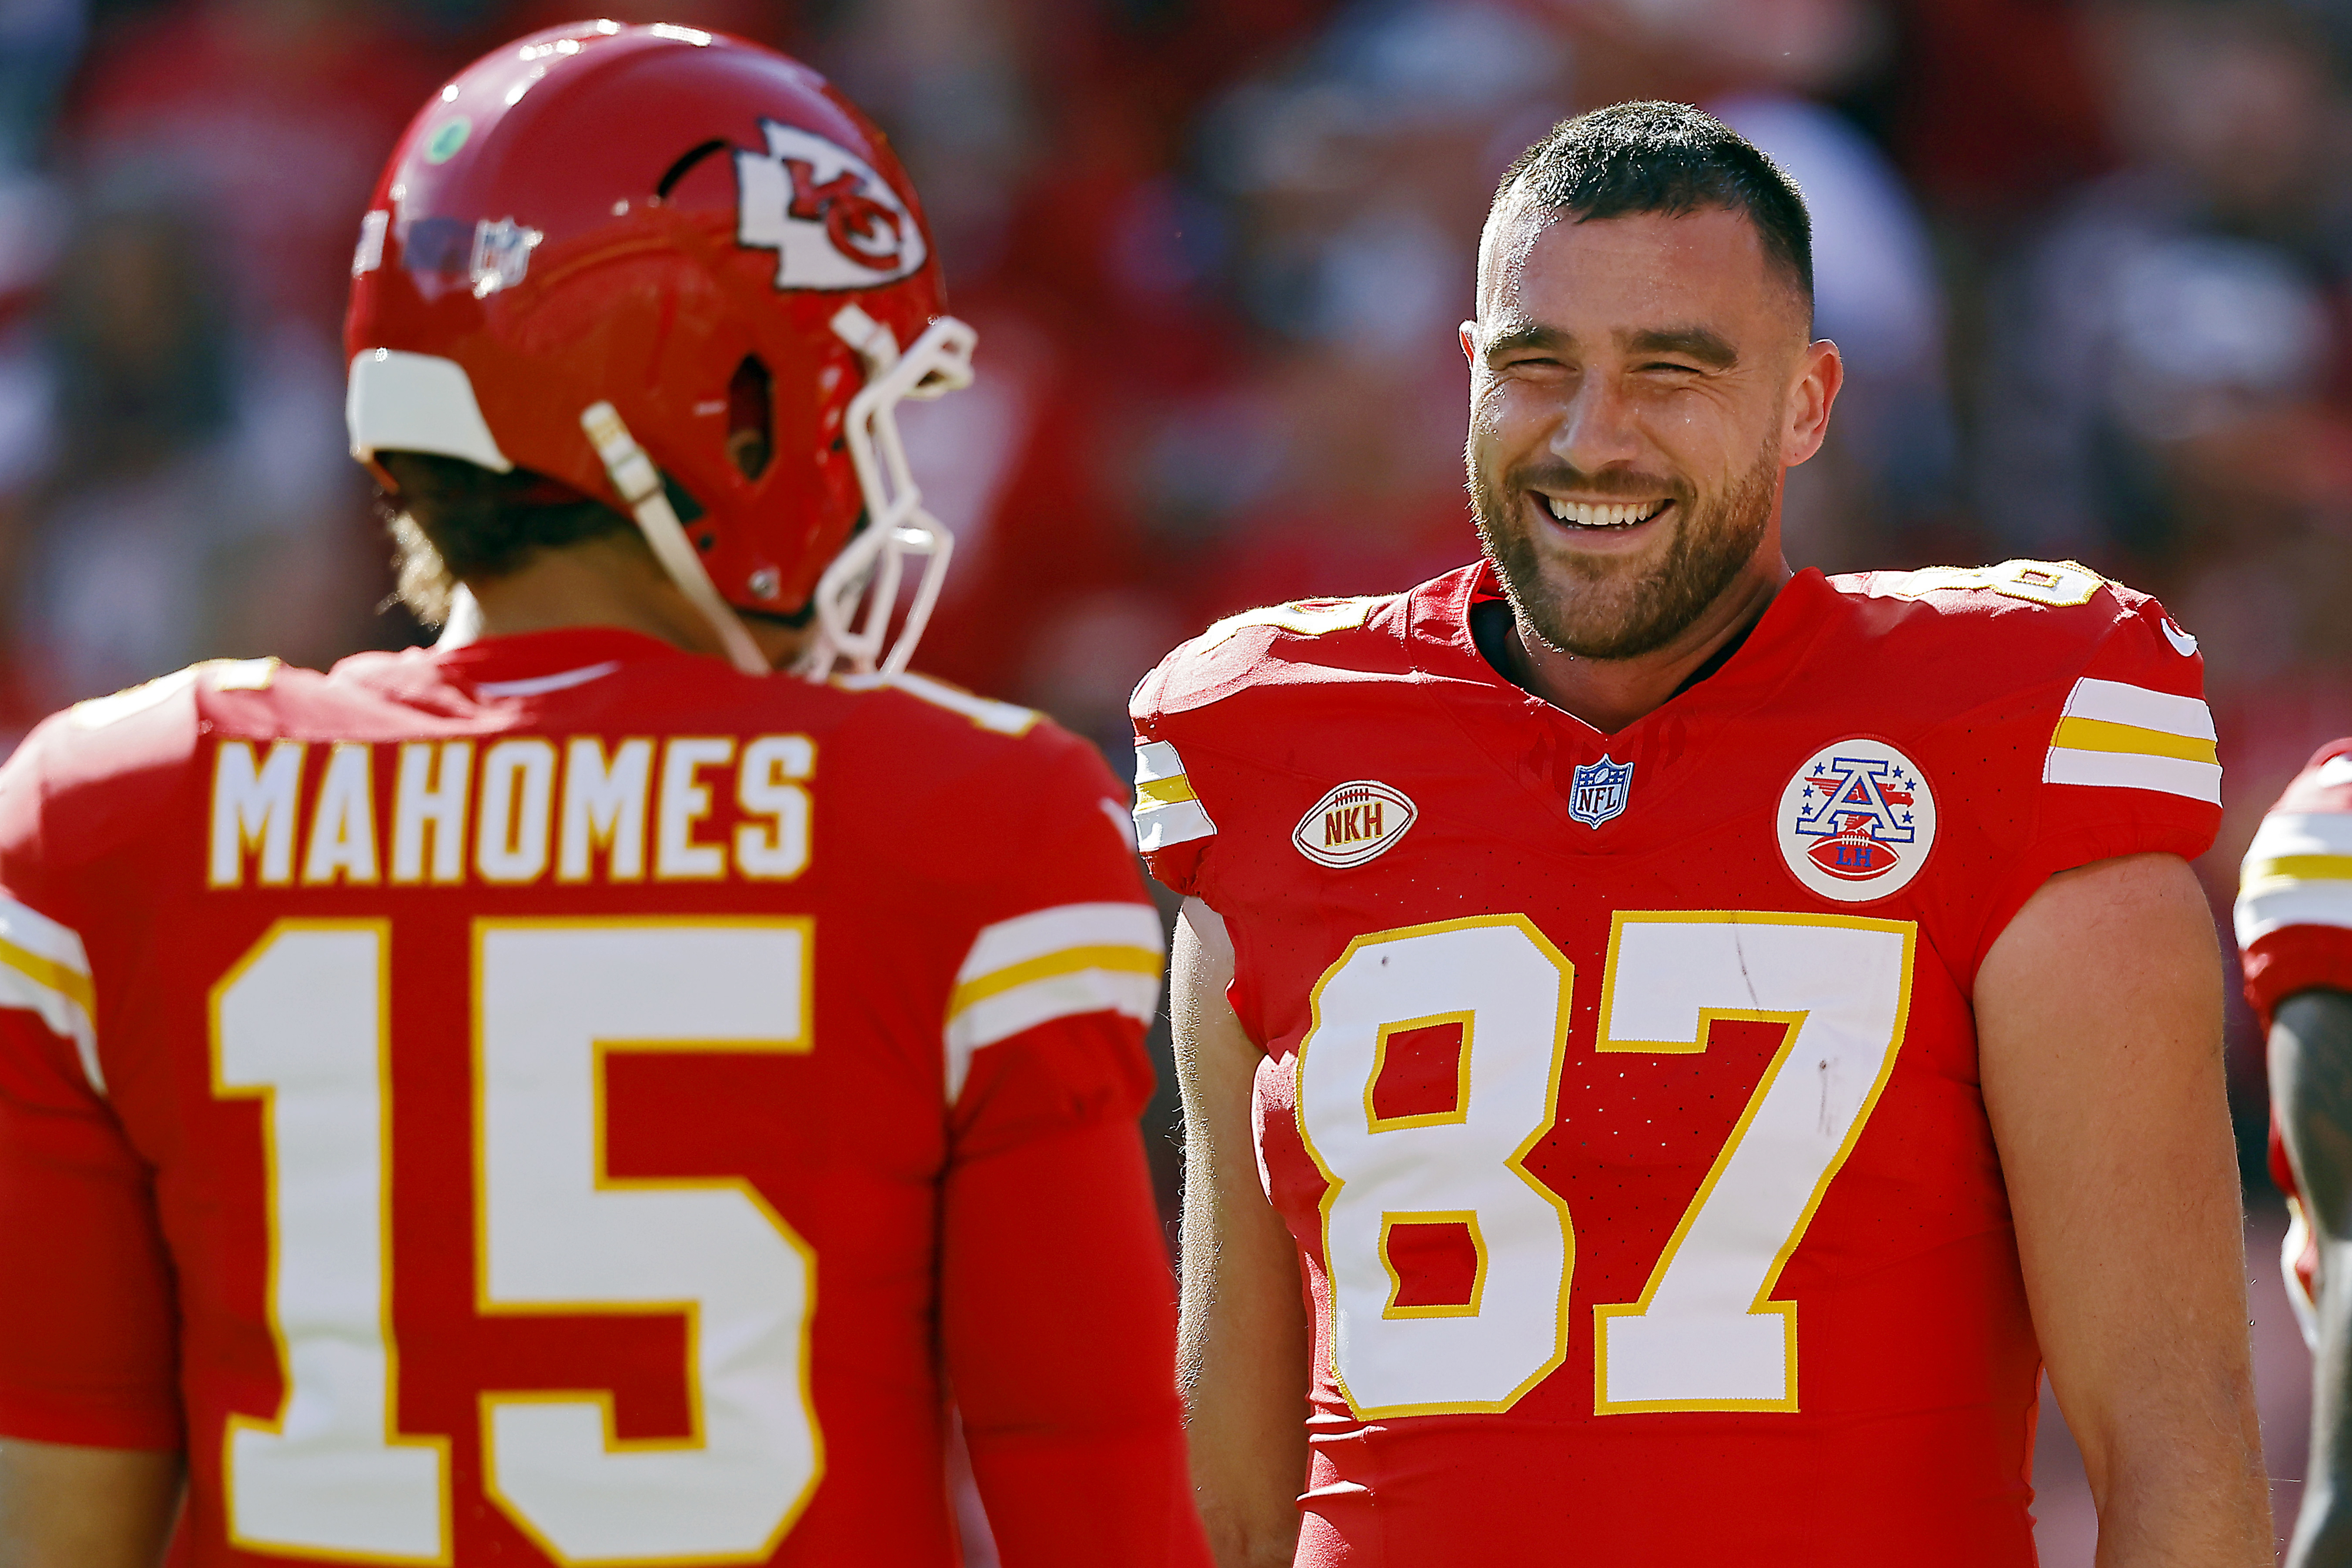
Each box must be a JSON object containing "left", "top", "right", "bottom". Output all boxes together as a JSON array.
[{"left": 1467, "top": 434, "right": 1782, "bottom": 661}]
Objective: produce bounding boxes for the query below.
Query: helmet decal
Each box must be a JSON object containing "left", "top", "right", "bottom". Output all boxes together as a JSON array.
[
  {"left": 468, "top": 218, "right": 542, "bottom": 297},
  {"left": 734, "top": 119, "right": 927, "bottom": 289}
]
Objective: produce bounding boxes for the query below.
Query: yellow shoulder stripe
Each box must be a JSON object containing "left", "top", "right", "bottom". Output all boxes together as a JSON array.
[
  {"left": 948, "top": 944, "right": 1165, "bottom": 1017},
  {"left": 0, "top": 935, "right": 95, "bottom": 1015},
  {"left": 2050, "top": 715, "right": 2219, "bottom": 765}
]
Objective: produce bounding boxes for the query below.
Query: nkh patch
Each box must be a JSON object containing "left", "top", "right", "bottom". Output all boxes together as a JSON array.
[
  {"left": 1568, "top": 755, "right": 1633, "bottom": 829},
  {"left": 1778, "top": 737, "right": 1937, "bottom": 903},
  {"left": 1295, "top": 781, "right": 1416, "bottom": 868}
]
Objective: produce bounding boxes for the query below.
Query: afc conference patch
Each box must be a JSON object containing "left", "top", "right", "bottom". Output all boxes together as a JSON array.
[
  {"left": 1776, "top": 737, "right": 1938, "bottom": 903},
  {"left": 1568, "top": 755, "right": 1633, "bottom": 829}
]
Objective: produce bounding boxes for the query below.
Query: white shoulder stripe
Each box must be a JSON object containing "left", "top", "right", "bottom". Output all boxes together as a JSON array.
[
  {"left": 1137, "top": 799, "right": 1216, "bottom": 851},
  {"left": 956, "top": 902, "right": 1164, "bottom": 983},
  {"left": 2044, "top": 747, "right": 2222, "bottom": 804},
  {"left": 2236, "top": 882, "right": 2352, "bottom": 947},
  {"left": 0, "top": 896, "right": 102, "bottom": 1095},
  {"left": 2063, "top": 676, "right": 2216, "bottom": 738},
  {"left": 1132, "top": 738, "right": 1217, "bottom": 850},
  {"left": 946, "top": 971, "right": 1162, "bottom": 1099},
  {"left": 2247, "top": 811, "right": 2352, "bottom": 862},
  {"left": 0, "top": 894, "right": 90, "bottom": 972},
  {"left": 1134, "top": 740, "right": 1187, "bottom": 785},
  {"left": 944, "top": 902, "right": 1167, "bottom": 1100}
]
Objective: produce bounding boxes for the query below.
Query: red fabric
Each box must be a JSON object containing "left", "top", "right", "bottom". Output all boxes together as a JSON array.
[
  {"left": 0, "top": 627, "right": 1204, "bottom": 1567},
  {"left": 1129, "top": 561, "right": 2220, "bottom": 1565}
]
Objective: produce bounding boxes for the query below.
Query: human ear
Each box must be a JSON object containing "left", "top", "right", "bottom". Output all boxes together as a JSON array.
[{"left": 1782, "top": 338, "right": 1844, "bottom": 468}]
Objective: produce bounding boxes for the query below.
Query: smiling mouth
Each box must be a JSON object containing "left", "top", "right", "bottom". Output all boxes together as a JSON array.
[{"left": 1536, "top": 495, "right": 1672, "bottom": 530}]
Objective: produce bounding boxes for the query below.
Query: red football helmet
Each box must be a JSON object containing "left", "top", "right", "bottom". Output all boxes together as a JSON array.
[{"left": 344, "top": 21, "right": 974, "bottom": 676}]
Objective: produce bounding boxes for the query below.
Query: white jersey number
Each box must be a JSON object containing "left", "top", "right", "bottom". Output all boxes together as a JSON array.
[
  {"left": 1294, "top": 911, "right": 1913, "bottom": 1419},
  {"left": 211, "top": 918, "right": 818, "bottom": 1566}
]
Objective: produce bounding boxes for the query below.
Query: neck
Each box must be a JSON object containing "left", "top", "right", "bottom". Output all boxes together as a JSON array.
[
  {"left": 1505, "top": 551, "right": 1791, "bottom": 733},
  {"left": 461, "top": 534, "right": 807, "bottom": 668}
]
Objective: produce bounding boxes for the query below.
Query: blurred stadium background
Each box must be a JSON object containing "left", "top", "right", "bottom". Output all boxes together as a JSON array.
[{"left": 0, "top": 0, "right": 2341, "bottom": 1555}]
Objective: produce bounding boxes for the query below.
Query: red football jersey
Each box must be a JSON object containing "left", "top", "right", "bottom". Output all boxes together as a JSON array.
[
  {"left": 1130, "top": 559, "right": 2221, "bottom": 1564},
  {"left": 0, "top": 626, "right": 1208, "bottom": 1567},
  {"left": 2234, "top": 737, "right": 2352, "bottom": 1345}
]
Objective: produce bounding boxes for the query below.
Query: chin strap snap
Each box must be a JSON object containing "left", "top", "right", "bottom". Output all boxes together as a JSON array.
[{"left": 580, "top": 400, "right": 770, "bottom": 677}]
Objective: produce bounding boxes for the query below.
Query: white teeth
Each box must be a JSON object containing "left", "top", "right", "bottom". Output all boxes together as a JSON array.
[{"left": 1542, "top": 497, "right": 1663, "bottom": 528}]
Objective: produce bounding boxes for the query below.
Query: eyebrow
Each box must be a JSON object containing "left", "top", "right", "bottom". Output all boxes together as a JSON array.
[
  {"left": 1625, "top": 326, "right": 1738, "bottom": 369},
  {"left": 1481, "top": 322, "right": 1739, "bottom": 370},
  {"left": 1481, "top": 323, "right": 1569, "bottom": 360}
]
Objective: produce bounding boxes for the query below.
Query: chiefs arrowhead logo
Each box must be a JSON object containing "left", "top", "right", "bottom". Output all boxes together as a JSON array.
[{"left": 734, "top": 119, "right": 926, "bottom": 290}]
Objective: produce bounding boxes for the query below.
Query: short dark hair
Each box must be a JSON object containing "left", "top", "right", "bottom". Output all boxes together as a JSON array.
[
  {"left": 376, "top": 451, "right": 630, "bottom": 624},
  {"left": 1492, "top": 101, "right": 1812, "bottom": 309}
]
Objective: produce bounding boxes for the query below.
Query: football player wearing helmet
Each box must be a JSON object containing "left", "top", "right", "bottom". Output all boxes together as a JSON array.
[
  {"left": 1143, "top": 103, "right": 2270, "bottom": 1565},
  {"left": 0, "top": 25, "right": 1207, "bottom": 1568},
  {"left": 2239, "top": 742, "right": 2352, "bottom": 1567}
]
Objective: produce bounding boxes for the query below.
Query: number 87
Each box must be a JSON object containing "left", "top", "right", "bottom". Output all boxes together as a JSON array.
[{"left": 1292, "top": 911, "right": 1916, "bottom": 1419}]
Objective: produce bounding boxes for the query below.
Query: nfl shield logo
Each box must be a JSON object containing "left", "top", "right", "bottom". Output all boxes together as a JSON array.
[{"left": 1568, "top": 755, "right": 1634, "bottom": 829}]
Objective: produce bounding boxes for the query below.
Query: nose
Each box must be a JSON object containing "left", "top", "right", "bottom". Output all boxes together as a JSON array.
[{"left": 1551, "top": 371, "right": 1644, "bottom": 475}]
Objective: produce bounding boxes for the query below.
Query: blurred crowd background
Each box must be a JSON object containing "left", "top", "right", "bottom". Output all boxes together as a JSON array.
[{"left": 1, "top": 0, "right": 2347, "bottom": 1554}]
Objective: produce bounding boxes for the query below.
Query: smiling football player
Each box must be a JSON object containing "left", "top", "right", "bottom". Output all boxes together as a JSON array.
[{"left": 1146, "top": 101, "right": 2269, "bottom": 1566}]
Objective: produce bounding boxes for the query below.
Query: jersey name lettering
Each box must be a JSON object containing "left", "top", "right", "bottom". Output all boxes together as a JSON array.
[{"left": 207, "top": 734, "right": 816, "bottom": 890}]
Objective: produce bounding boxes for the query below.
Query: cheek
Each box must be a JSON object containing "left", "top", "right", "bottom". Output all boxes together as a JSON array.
[
  {"left": 1471, "top": 381, "right": 1547, "bottom": 452},
  {"left": 1635, "top": 393, "right": 1750, "bottom": 477}
]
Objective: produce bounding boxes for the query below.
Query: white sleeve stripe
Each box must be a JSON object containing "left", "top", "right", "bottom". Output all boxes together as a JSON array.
[
  {"left": 2246, "top": 813, "right": 2352, "bottom": 861},
  {"left": 945, "top": 969, "right": 1162, "bottom": 1099},
  {"left": 956, "top": 902, "right": 1165, "bottom": 985},
  {"left": 1136, "top": 797, "right": 1216, "bottom": 850},
  {"left": 0, "top": 895, "right": 102, "bottom": 1096},
  {"left": 2236, "top": 882, "right": 2352, "bottom": 946},
  {"left": 0, "top": 962, "right": 103, "bottom": 1097},
  {"left": 2063, "top": 676, "right": 2216, "bottom": 740},
  {"left": 2043, "top": 745, "right": 2221, "bottom": 804},
  {"left": 0, "top": 894, "right": 90, "bottom": 975},
  {"left": 1133, "top": 740, "right": 1187, "bottom": 785}
]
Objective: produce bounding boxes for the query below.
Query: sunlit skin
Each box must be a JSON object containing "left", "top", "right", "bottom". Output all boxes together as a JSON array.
[{"left": 1461, "top": 203, "right": 1842, "bottom": 733}]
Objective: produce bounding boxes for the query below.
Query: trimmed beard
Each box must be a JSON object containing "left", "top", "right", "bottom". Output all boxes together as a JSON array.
[{"left": 1468, "top": 439, "right": 1779, "bottom": 661}]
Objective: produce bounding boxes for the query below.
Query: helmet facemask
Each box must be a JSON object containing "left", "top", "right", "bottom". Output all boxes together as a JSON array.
[{"left": 800, "top": 307, "right": 977, "bottom": 681}]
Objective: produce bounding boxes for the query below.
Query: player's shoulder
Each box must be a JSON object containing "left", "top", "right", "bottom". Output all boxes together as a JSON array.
[
  {"left": 825, "top": 669, "right": 1121, "bottom": 815},
  {"left": 1825, "top": 557, "right": 2207, "bottom": 716},
  {"left": 0, "top": 658, "right": 330, "bottom": 871},
  {"left": 1132, "top": 569, "right": 1472, "bottom": 731},
  {"left": 1826, "top": 557, "right": 2186, "bottom": 666}
]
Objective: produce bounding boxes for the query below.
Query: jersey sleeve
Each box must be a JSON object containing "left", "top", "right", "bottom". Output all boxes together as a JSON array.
[
  {"left": 941, "top": 733, "right": 1163, "bottom": 1155},
  {"left": 0, "top": 727, "right": 181, "bottom": 1449},
  {"left": 934, "top": 733, "right": 1207, "bottom": 1565},
  {"left": 2235, "top": 740, "right": 2352, "bottom": 1029},
  {"left": 1127, "top": 644, "right": 1227, "bottom": 901},
  {"left": 1970, "top": 594, "right": 2222, "bottom": 977}
]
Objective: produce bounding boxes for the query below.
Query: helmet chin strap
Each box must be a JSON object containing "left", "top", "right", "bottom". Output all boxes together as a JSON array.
[
  {"left": 803, "top": 309, "right": 977, "bottom": 681},
  {"left": 580, "top": 401, "right": 771, "bottom": 677}
]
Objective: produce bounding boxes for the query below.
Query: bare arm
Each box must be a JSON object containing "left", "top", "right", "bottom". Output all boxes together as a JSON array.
[
  {"left": 2270, "top": 987, "right": 2352, "bottom": 1568},
  {"left": 0, "top": 1439, "right": 179, "bottom": 1568},
  {"left": 1172, "top": 897, "right": 1308, "bottom": 1568},
  {"left": 1976, "top": 852, "right": 2270, "bottom": 1566}
]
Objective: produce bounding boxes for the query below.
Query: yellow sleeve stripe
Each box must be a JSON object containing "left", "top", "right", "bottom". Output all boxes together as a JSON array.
[
  {"left": 2050, "top": 715, "right": 2220, "bottom": 765},
  {"left": 0, "top": 935, "right": 95, "bottom": 1015},
  {"left": 2245, "top": 854, "right": 2352, "bottom": 887},
  {"left": 948, "top": 943, "right": 1165, "bottom": 1017},
  {"left": 0, "top": 897, "right": 103, "bottom": 1095},
  {"left": 1135, "top": 774, "right": 1198, "bottom": 807}
]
